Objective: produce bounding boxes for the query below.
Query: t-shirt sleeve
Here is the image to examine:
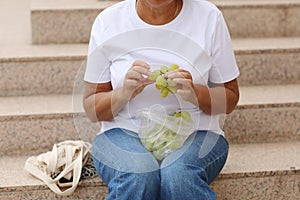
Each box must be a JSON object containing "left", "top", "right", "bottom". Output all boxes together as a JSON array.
[
  {"left": 84, "top": 16, "right": 111, "bottom": 83},
  {"left": 209, "top": 11, "right": 240, "bottom": 84}
]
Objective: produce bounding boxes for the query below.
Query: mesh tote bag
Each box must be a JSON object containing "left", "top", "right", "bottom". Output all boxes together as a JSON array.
[{"left": 24, "top": 140, "right": 92, "bottom": 196}]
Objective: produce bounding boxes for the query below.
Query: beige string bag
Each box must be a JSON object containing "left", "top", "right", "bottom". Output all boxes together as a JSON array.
[{"left": 24, "top": 140, "right": 91, "bottom": 196}]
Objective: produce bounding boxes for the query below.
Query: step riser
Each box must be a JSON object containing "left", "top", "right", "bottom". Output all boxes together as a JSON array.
[
  {"left": 224, "top": 106, "right": 300, "bottom": 144},
  {"left": 0, "top": 184, "right": 107, "bottom": 200},
  {"left": 211, "top": 172, "right": 300, "bottom": 200},
  {"left": 0, "top": 59, "right": 84, "bottom": 97},
  {"left": 221, "top": 6, "right": 300, "bottom": 39},
  {"left": 31, "top": 3, "right": 300, "bottom": 44},
  {"left": 1, "top": 50, "right": 299, "bottom": 96},
  {"left": 236, "top": 51, "right": 300, "bottom": 86},
  {"left": 0, "top": 114, "right": 100, "bottom": 156},
  {"left": 1, "top": 172, "right": 299, "bottom": 200},
  {"left": 31, "top": 10, "right": 100, "bottom": 44},
  {"left": 1, "top": 106, "right": 299, "bottom": 155}
]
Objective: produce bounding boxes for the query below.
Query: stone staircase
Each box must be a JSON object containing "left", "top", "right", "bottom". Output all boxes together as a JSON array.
[{"left": 0, "top": 0, "right": 299, "bottom": 199}]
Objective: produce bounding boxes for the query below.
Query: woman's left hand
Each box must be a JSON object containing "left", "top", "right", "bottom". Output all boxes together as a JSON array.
[{"left": 165, "top": 69, "right": 198, "bottom": 105}]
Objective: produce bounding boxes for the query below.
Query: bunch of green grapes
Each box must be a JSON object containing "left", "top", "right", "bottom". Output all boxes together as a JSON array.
[
  {"left": 148, "top": 64, "right": 179, "bottom": 98},
  {"left": 141, "top": 110, "right": 192, "bottom": 160}
]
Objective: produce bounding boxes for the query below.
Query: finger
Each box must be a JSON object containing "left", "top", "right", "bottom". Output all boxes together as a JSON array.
[
  {"left": 132, "top": 60, "right": 150, "bottom": 69},
  {"left": 131, "top": 65, "right": 152, "bottom": 77},
  {"left": 165, "top": 70, "right": 191, "bottom": 80},
  {"left": 173, "top": 78, "right": 193, "bottom": 88},
  {"left": 139, "top": 78, "right": 154, "bottom": 86},
  {"left": 131, "top": 61, "right": 151, "bottom": 75},
  {"left": 126, "top": 71, "right": 143, "bottom": 81},
  {"left": 124, "top": 79, "right": 139, "bottom": 88}
]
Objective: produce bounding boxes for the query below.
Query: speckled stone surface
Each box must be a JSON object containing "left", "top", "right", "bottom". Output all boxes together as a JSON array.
[
  {"left": 1, "top": 141, "right": 299, "bottom": 199},
  {"left": 212, "top": 172, "right": 300, "bottom": 200},
  {"left": 0, "top": 94, "right": 100, "bottom": 156},
  {"left": 0, "top": 37, "right": 299, "bottom": 97},
  {"left": 0, "top": 156, "right": 107, "bottom": 199},
  {"left": 235, "top": 53, "right": 300, "bottom": 86},
  {"left": 221, "top": 7, "right": 286, "bottom": 38},
  {"left": 0, "top": 85, "right": 299, "bottom": 155},
  {"left": 224, "top": 104, "right": 300, "bottom": 144},
  {"left": 31, "top": 9, "right": 100, "bottom": 44},
  {"left": 224, "top": 84, "right": 300, "bottom": 144},
  {"left": 287, "top": 7, "right": 300, "bottom": 37},
  {"left": 0, "top": 187, "right": 107, "bottom": 200},
  {"left": 31, "top": 0, "right": 300, "bottom": 44},
  {"left": 0, "top": 44, "right": 87, "bottom": 97},
  {"left": 0, "top": 113, "right": 100, "bottom": 156},
  {"left": 214, "top": 0, "right": 300, "bottom": 38},
  {"left": 31, "top": 0, "right": 117, "bottom": 44},
  {"left": 211, "top": 141, "right": 300, "bottom": 199},
  {"left": 0, "top": 60, "right": 82, "bottom": 97}
]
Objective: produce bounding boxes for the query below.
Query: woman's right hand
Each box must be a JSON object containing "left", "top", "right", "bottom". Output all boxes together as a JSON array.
[{"left": 122, "top": 60, "right": 153, "bottom": 100}]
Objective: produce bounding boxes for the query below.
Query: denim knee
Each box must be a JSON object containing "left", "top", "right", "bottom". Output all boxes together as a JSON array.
[
  {"left": 160, "top": 163, "right": 216, "bottom": 200},
  {"left": 93, "top": 156, "right": 160, "bottom": 200},
  {"left": 92, "top": 129, "right": 160, "bottom": 173}
]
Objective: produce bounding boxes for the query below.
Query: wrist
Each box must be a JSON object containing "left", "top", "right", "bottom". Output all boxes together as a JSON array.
[{"left": 191, "top": 84, "right": 201, "bottom": 106}]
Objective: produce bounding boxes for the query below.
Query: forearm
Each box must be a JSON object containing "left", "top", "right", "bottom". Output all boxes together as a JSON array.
[
  {"left": 84, "top": 87, "right": 128, "bottom": 122},
  {"left": 193, "top": 83, "right": 239, "bottom": 115}
]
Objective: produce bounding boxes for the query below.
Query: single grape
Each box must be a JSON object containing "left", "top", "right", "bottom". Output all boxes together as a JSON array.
[
  {"left": 160, "top": 87, "right": 169, "bottom": 98},
  {"left": 156, "top": 75, "right": 167, "bottom": 87},
  {"left": 148, "top": 70, "right": 160, "bottom": 81},
  {"left": 160, "top": 66, "right": 168, "bottom": 74},
  {"left": 181, "top": 111, "right": 191, "bottom": 122},
  {"left": 156, "top": 84, "right": 164, "bottom": 90},
  {"left": 173, "top": 112, "right": 181, "bottom": 118},
  {"left": 169, "top": 64, "right": 179, "bottom": 70}
]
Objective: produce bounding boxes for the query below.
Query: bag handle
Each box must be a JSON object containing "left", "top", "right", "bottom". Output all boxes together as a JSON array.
[{"left": 24, "top": 140, "right": 90, "bottom": 196}]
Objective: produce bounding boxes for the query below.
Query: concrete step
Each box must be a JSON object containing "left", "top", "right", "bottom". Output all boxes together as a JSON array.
[
  {"left": 31, "top": 0, "right": 117, "bottom": 44},
  {"left": 1, "top": 37, "right": 299, "bottom": 96},
  {"left": 211, "top": 141, "right": 300, "bottom": 199},
  {"left": 224, "top": 84, "right": 300, "bottom": 144},
  {"left": 0, "top": 94, "right": 100, "bottom": 156},
  {"left": 233, "top": 37, "right": 300, "bottom": 86},
  {"left": 31, "top": 0, "right": 300, "bottom": 44},
  {"left": 0, "top": 84, "right": 299, "bottom": 156},
  {"left": 0, "top": 141, "right": 299, "bottom": 199},
  {"left": 0, "top": 44, "right": 87, "bottom": 97},
  {"left": 0, "top": 156, "right": 107, "bottom": 200}
]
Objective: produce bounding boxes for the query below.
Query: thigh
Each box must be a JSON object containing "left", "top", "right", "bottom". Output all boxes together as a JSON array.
[
  {"left": 161, "top": 130, "right": 229, "bottom": 184},
  {"left": 92, "top": 128, "right": 160, "bottom": 174}
]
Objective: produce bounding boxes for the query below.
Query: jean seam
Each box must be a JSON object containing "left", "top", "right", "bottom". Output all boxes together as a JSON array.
[
  {"left": 115, "top": 171, "right": 121, "bottom": 200},
  {"left": 204, "top": 148, "right": 228, "bottom": 184},
  {"left": 204, "top": 139, "right": 229, "bottom": 170}
]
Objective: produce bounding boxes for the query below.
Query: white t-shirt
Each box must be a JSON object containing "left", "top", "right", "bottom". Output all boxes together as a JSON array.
[{"left": 84, "top": 0, "right": 240, "bottom": 136}]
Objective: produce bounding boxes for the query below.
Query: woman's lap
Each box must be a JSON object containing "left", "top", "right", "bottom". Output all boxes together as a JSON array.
[{"left": 92, "top": 128, "right": 229, "bottom": 200}]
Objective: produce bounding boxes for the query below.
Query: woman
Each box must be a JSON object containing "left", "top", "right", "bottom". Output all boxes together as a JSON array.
[{"left": 83, "top": 0, "right": 239, "bottom": 199}]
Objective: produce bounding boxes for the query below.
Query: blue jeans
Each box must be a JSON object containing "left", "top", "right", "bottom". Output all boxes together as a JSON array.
[{"left": 92, "top": 128, "right": 229, "bottom": 200}]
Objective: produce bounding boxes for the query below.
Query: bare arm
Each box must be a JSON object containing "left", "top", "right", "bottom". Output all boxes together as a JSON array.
[
  {"left": 193, "top": 79, "right": 239, "bottom": 115},
  {"left": 83, "top": 60, "right": 152, "bottom": 122},
  {"left": 83, "top": 82, "right": 127, "bottom": 122}
]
